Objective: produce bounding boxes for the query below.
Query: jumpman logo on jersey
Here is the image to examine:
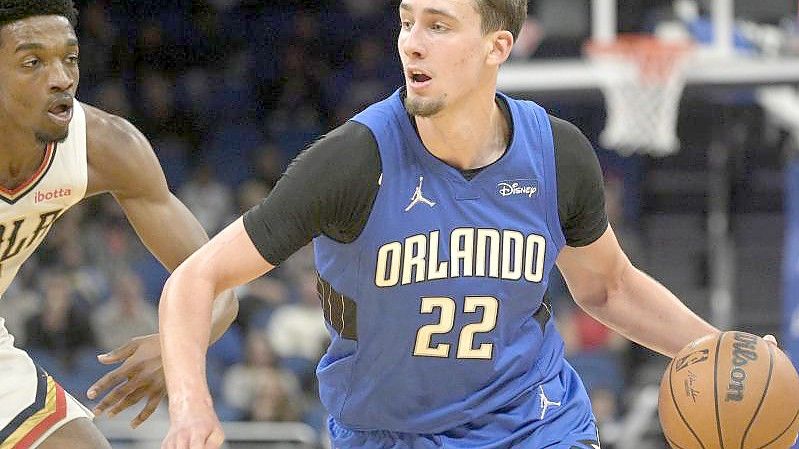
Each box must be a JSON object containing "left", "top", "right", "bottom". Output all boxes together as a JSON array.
[
  {"left": 538, "top": 385, "right": 561, "bottom": 420},
  {"left": 404, "top": 176, "right": 436, "bottom": 212}
]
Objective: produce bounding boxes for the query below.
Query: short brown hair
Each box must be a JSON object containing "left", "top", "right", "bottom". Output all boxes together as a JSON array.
[{"left": 473, "top": 0, "right": 527, "bottom": 40}]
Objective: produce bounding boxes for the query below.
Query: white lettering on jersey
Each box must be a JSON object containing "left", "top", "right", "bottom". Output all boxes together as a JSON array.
[{"left": 375, "top": 228, "right": 547, "bottom": 287}]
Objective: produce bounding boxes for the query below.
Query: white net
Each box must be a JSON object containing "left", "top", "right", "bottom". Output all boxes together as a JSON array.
[{"left": 587, "top": 36, "right": 693, "bottom": 156}]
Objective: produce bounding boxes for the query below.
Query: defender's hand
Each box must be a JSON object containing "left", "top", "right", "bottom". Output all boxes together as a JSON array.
[
  {"left": 763, "top": 334, "right": 778, "bottom": 348},
  {"left": 87, "top": 334, "right": 166, "bottom": 427},
  {"left": 162, "top": 407, "right": 224, "bottom": 449}
]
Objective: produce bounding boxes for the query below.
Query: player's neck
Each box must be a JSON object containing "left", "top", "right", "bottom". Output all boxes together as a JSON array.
[
  {"left": 415, "top": 90, "right": 509, "bottom": 171},
  {"left": 0, "top": 125, "right": 49, "bottom": 189}
]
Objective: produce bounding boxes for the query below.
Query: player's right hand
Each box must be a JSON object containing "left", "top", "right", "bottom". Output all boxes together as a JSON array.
[
  {"left": 161, "top": 407, "right": 224, "bottom": 449},
  {"left": 87, "top": 333, "right": 165, "bottom": 427}
]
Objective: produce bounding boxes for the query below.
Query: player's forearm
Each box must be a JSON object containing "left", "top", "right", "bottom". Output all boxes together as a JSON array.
[
  {"left": 159, "top": 265, "right": 218, "bottom": 413},
  {"left": 209, "top": 289, "right": 238, "bottom": 344},
  {"left": 577, "top": 264, "right": 719, "bottom": 357},
  {"left": 119, "top": 193, "right": 238, "bottom": 347}
]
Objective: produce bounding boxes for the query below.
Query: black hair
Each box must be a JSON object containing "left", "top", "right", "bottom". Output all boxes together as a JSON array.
[{"left": 0, "top": 0, "right": 78, "bottom": 31}]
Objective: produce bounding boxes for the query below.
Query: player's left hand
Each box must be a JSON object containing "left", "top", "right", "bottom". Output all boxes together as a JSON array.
[{"left": 87, "top": 333, "right": 166, "bottom": 428}]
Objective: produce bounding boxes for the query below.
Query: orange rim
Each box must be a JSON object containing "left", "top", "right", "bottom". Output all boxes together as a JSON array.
[{"left": 585, "top": 34, "right": 694, "bottom": 82}]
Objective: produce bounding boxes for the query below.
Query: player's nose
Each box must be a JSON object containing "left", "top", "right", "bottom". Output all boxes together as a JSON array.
[
  {"left": 48, "top": 61, "right": 75, "bottom": 92},
  {"left": 399, "top": 24, "right": 427, "bottom": 59}
]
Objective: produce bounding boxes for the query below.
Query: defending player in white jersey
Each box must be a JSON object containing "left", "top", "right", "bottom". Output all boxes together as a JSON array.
[{"left": 0, "top": 2, "right": 237, "bottom": 448}]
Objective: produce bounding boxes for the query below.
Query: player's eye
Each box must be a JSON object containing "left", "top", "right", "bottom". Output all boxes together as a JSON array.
[
  {"left": 431, "top": 22, "right": 448, "bottom": 32},
  {"left": 400, "top": 20, "right": 413, "bottom": 31},
  {"left": 22, "top": 58, "right": 40, "bottom": 69},
  {"left": 66, "top": 54, "right": 79, "bottom": 65}
]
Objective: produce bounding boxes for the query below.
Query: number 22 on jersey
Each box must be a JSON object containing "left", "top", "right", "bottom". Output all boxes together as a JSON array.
[{"left": 413, "top": 296, "right": 499, "bottom": 360}]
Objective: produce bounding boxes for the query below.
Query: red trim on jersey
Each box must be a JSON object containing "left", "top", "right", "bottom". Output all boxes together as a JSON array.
[
  {"left": 12, "top": 382, "right": 67, "bottom": 449},
  {"left": 0, "top": 143, "right": 55, "bottom": 196}
]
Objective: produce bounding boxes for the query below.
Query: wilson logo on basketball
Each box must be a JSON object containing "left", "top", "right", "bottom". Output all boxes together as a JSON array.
[
  {"left": 34, "top": 188, "right": 72, "bottom": 204},
  {"left": 725, "top": 332, "right": 759, "bottom": 402}
]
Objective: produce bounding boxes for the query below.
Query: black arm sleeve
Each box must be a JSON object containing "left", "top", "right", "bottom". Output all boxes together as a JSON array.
[
  {"left": 242, "top": 121, "right": 382, "bottom": 265},
  {"left": 550, "top": 115, "right": 609, "bottom": 247}
]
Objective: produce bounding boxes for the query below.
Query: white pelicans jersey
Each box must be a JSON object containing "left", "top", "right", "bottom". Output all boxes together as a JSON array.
[
  {"left": 0, "top": 101, "right": 92, "bottom": 449},
  {"left": 0, "top": 101, "right": 87, "bottom": 296}
]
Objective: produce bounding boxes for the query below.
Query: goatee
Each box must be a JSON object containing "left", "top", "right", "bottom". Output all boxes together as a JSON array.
[
  {"left": 35, "top": 130, "right": 69, "bottom": 146},
  {"left": 404, "top": 95, "right": 445, "bottom": 117}
]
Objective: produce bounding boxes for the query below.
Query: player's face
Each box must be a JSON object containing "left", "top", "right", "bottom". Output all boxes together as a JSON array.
[
  {"left": 0, "top": 15, "right": 79, "bottom": 144},
  {"left": 398, "top": 0, "right": 494, "bottom": 117}
]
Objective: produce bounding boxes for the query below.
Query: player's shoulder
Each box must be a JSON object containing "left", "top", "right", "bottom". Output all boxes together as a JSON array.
[
  {"left": 546, "top": 114, "right": 594, "bottom": 156},
  {"left": 547, "top": 114, "right": 584, "bottom": 139},
  {"left": 285, "top": 120, "right": 380, "bottom": 189},
  {"left": 83, "top": 102, "right": 146, "bottom": 153},
  {"left": 322, "top": 120, "right": 377, "bottom": 145},
  {"left": 82, "top": 102, "right": 164, "bottom": 197},
  {"left": 302, "top": 120, "right": 378, "bottom": 162},
  {"left": 499, "top": 94, "right": 583, "bottom": 142}
]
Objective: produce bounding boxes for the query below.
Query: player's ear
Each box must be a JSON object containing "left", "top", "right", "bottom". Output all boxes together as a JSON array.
[{"left": 487, "top": 30, "right": 513, "bottom": 66}]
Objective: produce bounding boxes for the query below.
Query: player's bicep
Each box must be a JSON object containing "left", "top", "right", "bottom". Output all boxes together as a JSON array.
[
  {"left": 185, "top": 217, "right": 273, "bottom": 292},
  {"left": 551, "top": 115, "right": 608, "bottom": 247},
  {"left": 556, "top": 225, "right": 630, "bottom": 305},
  {"left": 86, "top": 104, "right": 210, "bottom": 271}
]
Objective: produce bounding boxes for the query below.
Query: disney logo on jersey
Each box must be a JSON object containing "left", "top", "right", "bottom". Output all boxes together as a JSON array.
[
  {"left": 34, "top": 187, "right": 72, "bottom": 204},
  {"left": 497, "top": 179, "right": 538, "bottom": 198}
]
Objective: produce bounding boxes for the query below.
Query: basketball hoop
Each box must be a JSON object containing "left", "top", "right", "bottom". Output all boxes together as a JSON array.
[{"left": 585, "top": 34, "right": 694, "bottom": 156}]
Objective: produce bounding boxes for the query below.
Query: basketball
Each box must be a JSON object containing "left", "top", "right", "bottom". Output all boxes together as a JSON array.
[{"left": 658, "top": 332, "right": 799, "bottom": 449}]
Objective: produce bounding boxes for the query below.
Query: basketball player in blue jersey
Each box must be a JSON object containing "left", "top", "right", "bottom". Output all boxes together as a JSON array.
[
  {"left": 0, "top": 2, "right": 238, "bottom": 448},
  {"left": 157, "top": 1, "right": 730, "bottom": 448}
]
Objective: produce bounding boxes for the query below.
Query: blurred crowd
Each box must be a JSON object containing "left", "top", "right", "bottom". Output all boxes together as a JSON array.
[
  {"left": 10, "top": 0, "right": 793, "bottom": 440},
  {"left": 1, "top": 0, "right": 410, "bottom": 432}
]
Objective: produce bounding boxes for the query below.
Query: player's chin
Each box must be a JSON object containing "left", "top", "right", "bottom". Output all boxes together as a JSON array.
[
  {"left": 35, "top": 126, "right": 69, "bottom": 144},
  {"left": 404, "top": 95, "right": 445, "bottom": 118}
]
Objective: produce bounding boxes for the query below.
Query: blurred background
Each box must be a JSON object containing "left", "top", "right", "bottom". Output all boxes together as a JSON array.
[{"left": 2, "top": 0, "right": 799, "bottom": 448}]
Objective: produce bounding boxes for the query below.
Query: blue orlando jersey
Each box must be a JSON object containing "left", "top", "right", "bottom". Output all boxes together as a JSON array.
[{"left": 313, "top": 89, "right": 567, "bottom": 434}]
